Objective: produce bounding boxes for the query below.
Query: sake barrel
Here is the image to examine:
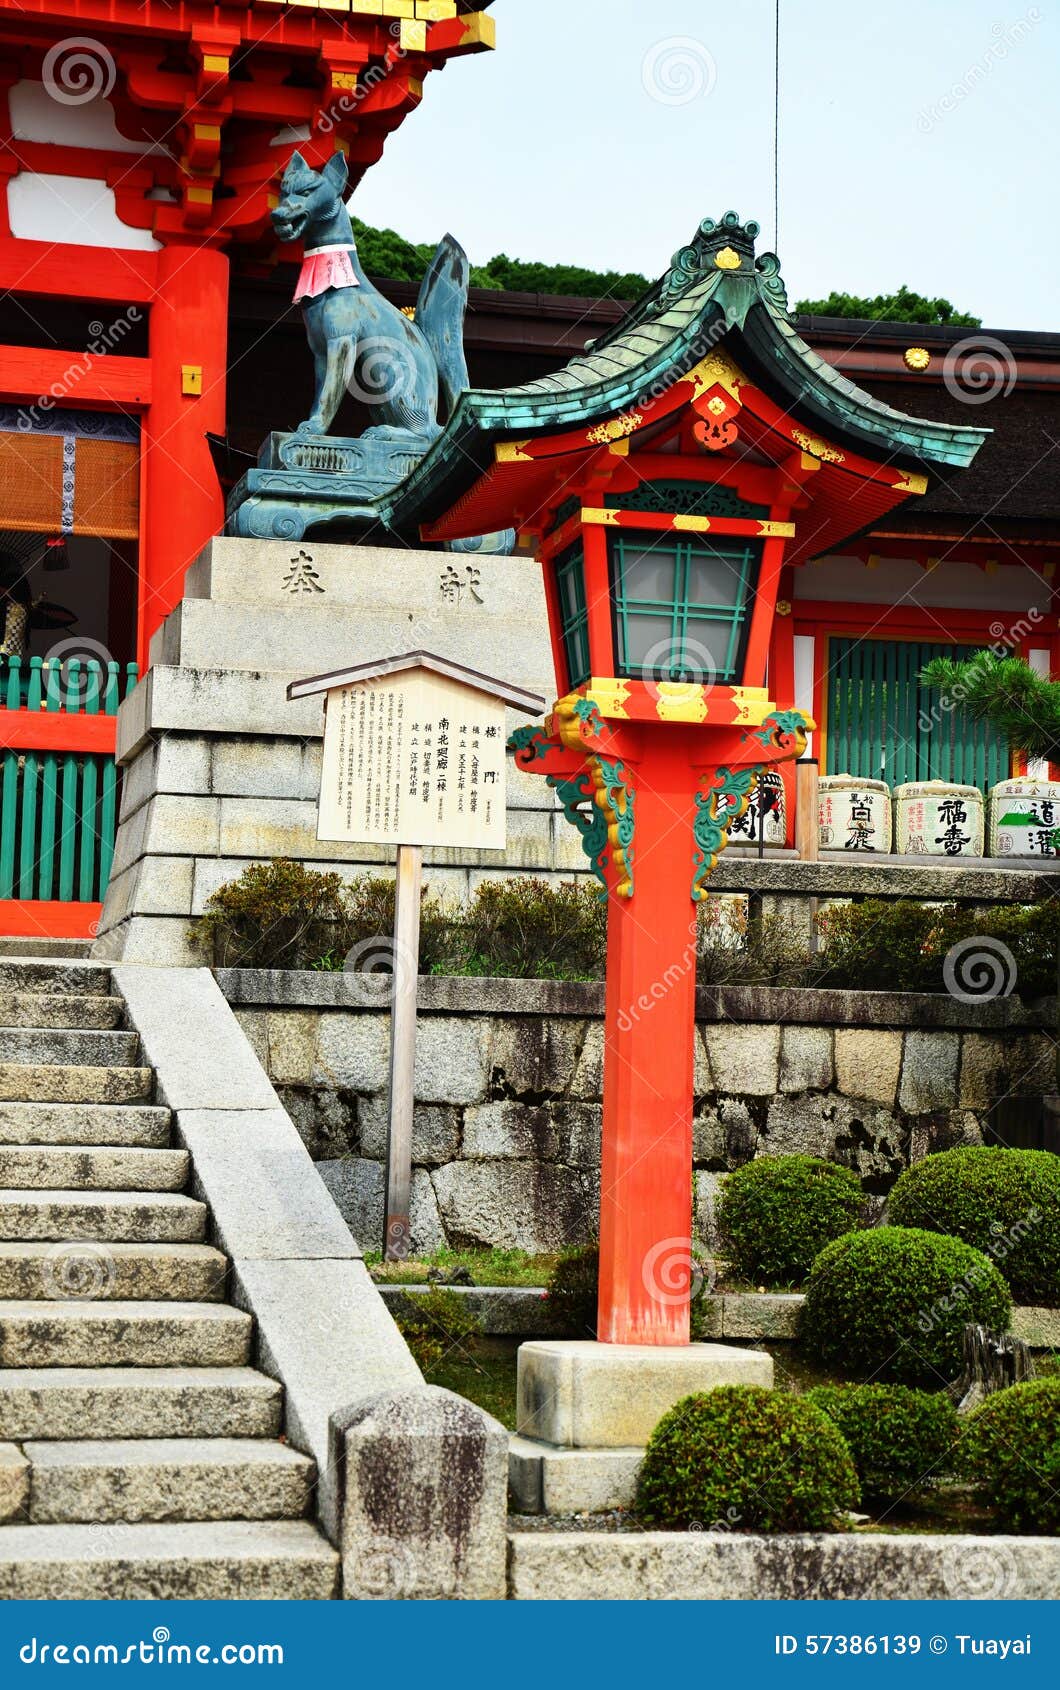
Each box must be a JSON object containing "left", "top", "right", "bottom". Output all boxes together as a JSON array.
[
  {"left": 894, "top": 780, "right": 984, "bottom": 858},
  {"left": 726, "top": 768, "right": 787, "bottom": 848},
  {"left": 988, "top": 778, "right": 1060, "bottom": 858},
  {"left": 818, "top": 775, "right": 891, "bottom": 853}
]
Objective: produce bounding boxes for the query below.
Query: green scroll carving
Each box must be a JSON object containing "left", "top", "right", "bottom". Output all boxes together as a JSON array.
[{"left": 692, "top": 766, "right": 759, "bottom": 901}]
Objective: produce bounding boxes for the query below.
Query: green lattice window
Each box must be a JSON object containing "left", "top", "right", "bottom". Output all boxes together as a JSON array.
[
  {"left": 608, "top": 532, "right": 760, "bottom": 682},
  {"left": 554, "top": 543, "right": 591, "bottom": 687}
]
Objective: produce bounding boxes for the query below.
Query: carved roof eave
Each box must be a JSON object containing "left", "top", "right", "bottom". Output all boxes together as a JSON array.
[{"left": 382, "top": 245, "right": 989, "bottom": 534}]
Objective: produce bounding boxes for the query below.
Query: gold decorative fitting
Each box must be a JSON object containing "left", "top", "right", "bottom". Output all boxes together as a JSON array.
[
  {"left": 580, "top": 507, "right": 620, "bottom": 526},
  {"left": 400, "top": 305, "right": 416, "bottom": 321},
  {"left": 756, "top": 520, "right": 796, "bottom": 538},
  {"left": 774, "top": 599, "right": 792, "bottom": 617},
  {"left": 494, "top": 440, "right": 532, "bottom": 464},
  {"left": 585, "top": 677, "right": 631, "bottom": 718},
  {"left": 706, "top": 396, "right": 728, "bottom": 416},
  {"left": 672, "top": 514, "right": 711, "bottom": 532},
  {"left": 686, "top": 348, "right": 747, "bottom": 402},
  {"left": 399, "top": 19, "right": 428, "bottom": 52},
  {"left": 729, "top": 687, "right": 775, "bottom": 726},
  {"left": 714, "top": 246, "right": 741, "bottom": 270},
  {"left": 903, "top": 347, "right": 932, "bottom": 371},
  {"left": 586, "top": 413, "right": 642, "bottom": 445},
  {"left": 654, "top": 683, "right": 708, "bottom": 723},
  {"left": 892, "top": 470, "right": 928, "bottom": 496},
  {"left": 790, "top": 428, "right": 845, "bottom": 465}
]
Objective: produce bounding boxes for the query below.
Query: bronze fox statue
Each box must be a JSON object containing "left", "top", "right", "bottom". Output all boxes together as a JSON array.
[{"left": 273, "top": 150, "right": 470, "bottom": 441}]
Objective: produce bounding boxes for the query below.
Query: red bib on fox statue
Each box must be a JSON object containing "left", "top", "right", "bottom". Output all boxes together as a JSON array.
[{"left": 293, "top": 244, "right": 360, "bottom": 303}]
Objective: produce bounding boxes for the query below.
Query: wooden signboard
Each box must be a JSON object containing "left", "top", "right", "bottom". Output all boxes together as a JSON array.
[
  {"left": 315, "top": 666, "right": 510, "bottom": 851},
  {"left": 289, "top": 653, "right": 544, "bottom": 1260}
]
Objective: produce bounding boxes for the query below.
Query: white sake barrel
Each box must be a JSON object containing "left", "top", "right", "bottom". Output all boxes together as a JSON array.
[
  {"left": 988, "top": 778, "right": 1060, "bottom": 858},
  {"left": 894, "top": 780, "right": 984, "bottom": 858},
  {"left": 818, "top": 775, "right": 891, "bottom": 853},
  {"left": 726, "top": 768, "right": 787, "bottom": 848}
]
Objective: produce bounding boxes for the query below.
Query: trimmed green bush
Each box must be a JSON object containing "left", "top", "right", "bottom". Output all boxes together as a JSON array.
[
  {"left": 958, "top": 1378, "right": 1060, "bottom": 1533},
  {"left": 807, "top": 1383, "right": 958, "bottom": 1499},
  {"left": 389, "top": 1287, "right": 481, "bottom": 1374},
  {"left": 889, "top": 1147, "right": 1060, "bottom": 1306},
  {"left": 637, "top": 1385, "right": 860, "bottom": 1531},
  {"left": 799, "top": 1227, "right": 1011, "bottom": 1384},
  {"left": 717, "top": 1156, "right": 863, "bottom": 1286}
]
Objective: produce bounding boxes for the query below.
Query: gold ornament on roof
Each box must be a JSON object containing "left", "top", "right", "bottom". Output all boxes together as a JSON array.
[
  {"left": 790, "top": 428, "right": 845, "bottom": 465},
  {"left": 714, "top": 246, "right": 741, "bottom": 270},
  {"left": 903, "top": 346, "right": 931, "bottom": 371},
  {"left": 586, "top": 413, "right": 643, "bottom": 445}
]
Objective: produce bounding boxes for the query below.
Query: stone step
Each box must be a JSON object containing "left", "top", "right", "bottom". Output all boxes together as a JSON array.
[
  {"left": 0, "top": 1366, "right": 282, "bottom": 1439},
  {"left": 0, "top": 1190, "right": 205, "bottom": 1242},
  {"left": 0, "top": 1145, "right": 188, "bottom": 1192},
  {"left": 0, "top": 1029, "right": 140, "bottom": 1067},
  {"left": 0, "top": 1242, "right": 226, "bottom": 1302},
  {"left": 0, "top": 1065, "right": 153, "bottom": 1104},
  {"left": 24, "top": 1438, "right": 314, "bottom": 1524},
  {"left": 0, "top": 995, "right": 124, "bottom": 1030},
  {"left": 0, "top": 939, "right": 92, "bottom": 960},
  {"left": 0, "top": 1301, "right": 251, "bottom": 1367},
  {"left": 0, "top": 1519, "right": 339, "bottom": 1600},
  {"left": 0, "top": 1102, "right": 171, "bottom": 1147},
  {"left": 0, "top": 962, "right": 109, "bottom": 996}
]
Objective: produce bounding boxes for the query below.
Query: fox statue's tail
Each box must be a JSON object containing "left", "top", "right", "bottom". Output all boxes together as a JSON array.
[{"left": 416, "top": 234, "right": 470, "bottom": 422}]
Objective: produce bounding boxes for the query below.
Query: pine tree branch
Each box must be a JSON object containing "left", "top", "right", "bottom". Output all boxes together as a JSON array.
[{"left": 920, "top": 653, "right": 1060, "bottom": 764}]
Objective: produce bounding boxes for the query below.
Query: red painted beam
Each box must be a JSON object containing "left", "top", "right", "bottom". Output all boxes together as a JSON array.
[
  {"left": 0, "top": 344, "right": 150, "bottom": 407},
  {"left": 0, "top": 712, "right": 117, "bottom": 755},
  {"left": 0, "top": 899, "right": 101, "bottom": 939},
  {"left": 0, "top": 238, "right": 158, "bottom": 305}
]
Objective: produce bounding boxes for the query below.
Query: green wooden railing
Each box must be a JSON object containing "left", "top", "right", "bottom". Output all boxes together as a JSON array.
[
  {"left": 826, "top": 637, "right": 1010, "bottom": 791},
  {"left": 0, "top": 656, "right": 139, "bottom": 904}
]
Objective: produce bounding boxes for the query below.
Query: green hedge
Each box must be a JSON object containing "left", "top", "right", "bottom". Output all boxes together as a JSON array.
[
  {"left": 812, "top": 898, "right": 1058, "bottom": 997},
  {"left": 889, "top": 1147, "right": 1060, "bottom": 1306},
  {"left": 799, "top": 1227, "right": 1012, "bottom": 1384},
  {"left": 637, "top": 1386, "right": 859, "bottom": 1532},
  {"left": 717, "top": 1156, "right": 862, "bottom": 1287},
  {"left": 958, "top": 1379, "right": 1060, "bottom": 1533},
  {"left": 807, "top": 1383, "right": 958, "bottom": 1499}
]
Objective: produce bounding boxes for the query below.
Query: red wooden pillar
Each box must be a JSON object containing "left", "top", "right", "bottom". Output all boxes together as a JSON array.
[
  {"left": 139, "top": 241, "right": 229, "bottom": 667},
  {"left": 597, "top": 730, "right": 699, "bottom": 1345}
]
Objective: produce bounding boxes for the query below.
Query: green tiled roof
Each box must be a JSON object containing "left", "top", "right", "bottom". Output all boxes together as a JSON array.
[{"left": 382, "top": 212, "right": 988, "bottom": 532}]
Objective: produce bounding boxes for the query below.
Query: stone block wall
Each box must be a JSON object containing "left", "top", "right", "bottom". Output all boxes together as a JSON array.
[{"left": 218, "top": 973, "right": 1055, "bottom": 1257}]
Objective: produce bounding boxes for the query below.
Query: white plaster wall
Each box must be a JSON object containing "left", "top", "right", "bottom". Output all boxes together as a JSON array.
[
  {"left": 6, "top": 172, "right": 161, "bottom": 251},
  {"left": 794, "top": 553, "right": 1048, "bottom": 614}
]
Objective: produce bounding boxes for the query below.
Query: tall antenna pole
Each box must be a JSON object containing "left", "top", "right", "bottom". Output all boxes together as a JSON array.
[{"left": 773, "top": 0, "right": 781, "bottom": 250}]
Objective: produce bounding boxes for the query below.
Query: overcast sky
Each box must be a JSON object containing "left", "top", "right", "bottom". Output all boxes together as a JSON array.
[{"left": 351, "top": 0, "right": 1057, "bottom": 330}]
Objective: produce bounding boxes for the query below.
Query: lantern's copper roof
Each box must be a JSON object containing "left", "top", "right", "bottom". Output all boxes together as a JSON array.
[{"left": 381, "top": 212, "right": 988, "bottom": 544}]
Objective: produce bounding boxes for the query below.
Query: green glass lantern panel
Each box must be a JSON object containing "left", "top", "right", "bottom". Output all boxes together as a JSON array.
[
  {"left": 554, "top": 543, "right": 591, "bottom": 688},
  {"left": 608, "top": 533, "right": 760, "bottom": 683}
]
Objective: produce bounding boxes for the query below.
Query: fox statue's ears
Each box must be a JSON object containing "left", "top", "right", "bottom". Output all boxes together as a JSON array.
[{"left": 322, "top": 151, "right": 349, "bottom": 195}]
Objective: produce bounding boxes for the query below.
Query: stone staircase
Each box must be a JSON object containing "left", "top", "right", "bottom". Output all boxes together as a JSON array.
[{"left": 0, "top": 958, "right": 339, "bottom": 1598}]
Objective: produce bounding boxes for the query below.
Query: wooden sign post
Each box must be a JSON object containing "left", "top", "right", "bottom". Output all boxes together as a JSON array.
[{"left": 289, "top": 652, "right": 544, "bottom": 1259}]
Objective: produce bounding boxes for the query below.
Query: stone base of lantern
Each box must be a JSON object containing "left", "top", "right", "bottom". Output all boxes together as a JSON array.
[{"left": 516, "top": 1338, "right": 773, "bottom": 1449}]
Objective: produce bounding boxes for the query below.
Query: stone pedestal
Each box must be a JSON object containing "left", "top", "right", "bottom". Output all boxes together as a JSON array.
[
  {"left": 93, "top": 536, "right": 559, "bottom": 964},
  {"left": 511, "top": 1338, "right": 773, "bottom": 1514}
]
